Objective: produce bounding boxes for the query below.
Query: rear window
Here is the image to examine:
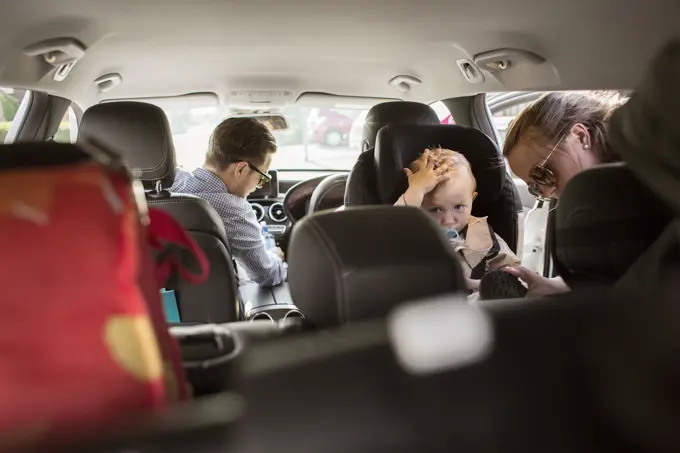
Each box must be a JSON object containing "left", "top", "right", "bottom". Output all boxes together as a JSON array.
[{"left": 430, "top": 101, "right": 454, "bottom": 124}]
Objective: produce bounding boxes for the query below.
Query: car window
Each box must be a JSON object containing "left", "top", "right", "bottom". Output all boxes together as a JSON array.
[
  {"left": 53, "top": 106, "right": 78, "bottom": 143},
  {"left": 0, "top": 87, "right": 31, "bottom": 143},
  {"left": 487, "top": 94, "right": 538, "bottom": 147},
  {"left": 153, "top": 102, "right": 369, "bottom": 171},
  {"left": 430, "top": 101, "right": 454, "bottom": 124},
  {"left": 486, "top": 91, "right": 547, "bottom": 274}
]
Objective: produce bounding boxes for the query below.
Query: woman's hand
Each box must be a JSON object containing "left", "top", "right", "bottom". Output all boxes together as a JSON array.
[
  {"left": 402, "top": 150, "right": 452, "bottom": 205},
  {"left": 503, "top": 266, "right": 570, "bottom": 297}
]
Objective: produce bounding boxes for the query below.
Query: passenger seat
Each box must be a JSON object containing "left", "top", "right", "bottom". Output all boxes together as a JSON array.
[
  {"left": 78, "top": 101, "right": 240, "bottom": 323},
  {"left": 345, "top": 101, "right": 440, "bottom": 206},
  {"left": 287, "top": 206, "right": 466, "bottom": 327}
]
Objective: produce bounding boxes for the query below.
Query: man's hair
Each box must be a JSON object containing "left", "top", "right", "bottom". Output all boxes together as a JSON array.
[
  {"left": 205, "top": 117, "right": 277, "bottom": 170},
  {"left": 502, "top": 91, "right": 627, "bottom": 163}
]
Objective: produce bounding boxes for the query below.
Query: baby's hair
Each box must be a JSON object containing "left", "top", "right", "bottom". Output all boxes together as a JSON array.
[{"left": 411, "top": 147, "right": 477, "bottom": 191}]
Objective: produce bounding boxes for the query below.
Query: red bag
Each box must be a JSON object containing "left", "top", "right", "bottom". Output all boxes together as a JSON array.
[{"left": 0, "top": 142, "right": 205, "bottom": 447}]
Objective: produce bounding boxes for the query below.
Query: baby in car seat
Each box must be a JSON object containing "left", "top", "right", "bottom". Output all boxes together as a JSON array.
[{"left": 394, "top": 148, "right": 521, "bottom": 297}]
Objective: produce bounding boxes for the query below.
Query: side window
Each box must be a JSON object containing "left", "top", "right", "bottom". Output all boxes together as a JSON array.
[
  {"left": 486, "top": 91, "right": 548, "bottom": 275},
  {"left": 494, "top": 102, "right": 531, "bottom": 179},
  {"left": 0, "top": 87, "right": 31, "bottom": 143},
  {"left": 53, "top": 105, "right": 78, "bottom": 143},
  {"left": 487, "top": 92, "right": 542, "bottom": 181},
  {"left": 429, "top": 101, "right": 455, "bottom": 124}
]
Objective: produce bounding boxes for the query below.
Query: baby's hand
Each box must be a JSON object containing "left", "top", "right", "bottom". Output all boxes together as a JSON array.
[
  {"left": 411, "top": 148, "right": 455, "bottom": 172},
  {"left": 404, "top": 150, "right": 453, "bottom": 196}
]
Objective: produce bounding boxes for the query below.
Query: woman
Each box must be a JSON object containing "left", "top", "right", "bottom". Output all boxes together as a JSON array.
[{"left": 501, "top": 91, "right": 628, "bottom": 295}]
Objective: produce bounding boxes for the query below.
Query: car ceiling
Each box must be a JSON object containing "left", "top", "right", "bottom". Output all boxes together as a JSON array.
[{"left": 0, "top": 0, "right": 678, "bottom": 108}]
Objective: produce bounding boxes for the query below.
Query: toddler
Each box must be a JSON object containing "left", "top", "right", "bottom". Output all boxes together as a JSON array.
[{"left": 395, "top": 148, "right": 520, "bottom": 294}]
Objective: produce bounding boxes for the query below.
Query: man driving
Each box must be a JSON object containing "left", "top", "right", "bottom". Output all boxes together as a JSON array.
[{"left": 170, "top": 117, "right": 286, "bottom": 287}]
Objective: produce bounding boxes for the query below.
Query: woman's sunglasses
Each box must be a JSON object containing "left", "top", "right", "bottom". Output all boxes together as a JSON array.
[{"left": 527, "top": 135, "right": 565, "bottom": 201}]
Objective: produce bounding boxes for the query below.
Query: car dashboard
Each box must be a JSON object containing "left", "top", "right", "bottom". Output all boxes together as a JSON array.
[
  {"left": 245, "top": 170, "right": 346, "bottom": 252},
  {"left": 245, "top": 170, "right": 292, "bottom": 250}
]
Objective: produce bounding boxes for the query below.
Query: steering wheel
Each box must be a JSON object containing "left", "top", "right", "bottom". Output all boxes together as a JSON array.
[
  {"left": 282, "top": 174, "right": 328, "bottom": 224},
  {"left": 307, "top": 173, "right": 348, "bottom": 216},
  {"left": 283, "top": 173, "right": 349, "bottom": 224}
]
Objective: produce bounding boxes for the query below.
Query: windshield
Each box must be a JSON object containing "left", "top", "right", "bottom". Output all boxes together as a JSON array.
[{"left": 156, "top": 102, "right": 368, "bottom": 171}]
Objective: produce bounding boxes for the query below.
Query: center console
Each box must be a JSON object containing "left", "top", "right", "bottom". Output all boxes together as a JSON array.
[
  {"left": 247, "top": 170, "right": 291, "bottom": 249},
  {"left": 238, "top": 282, "right": 303, "bottom": 322}
]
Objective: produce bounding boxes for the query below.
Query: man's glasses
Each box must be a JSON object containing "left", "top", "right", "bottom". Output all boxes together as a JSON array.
[
  {"left": 230, "top": 158, "right": 272, "bottom": 188},
  {"left": 527, "top": 135, "right": 565, "bottom": 201},
  {"left": 246, "top": 162, "right": 272, "bottom": 188}
]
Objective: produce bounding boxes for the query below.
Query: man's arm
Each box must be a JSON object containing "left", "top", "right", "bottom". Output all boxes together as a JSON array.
[{"left": 211, "top": 194, "right": 287, "bottom": 287}]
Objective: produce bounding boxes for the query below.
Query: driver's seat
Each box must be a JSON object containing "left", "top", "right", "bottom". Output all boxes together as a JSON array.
[{"left": 79, "top": 101, "right": 240, "bottom": 323}]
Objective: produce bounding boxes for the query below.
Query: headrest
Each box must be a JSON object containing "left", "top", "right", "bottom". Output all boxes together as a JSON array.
[
  {"left": 552, "top": 163, "right": 673, "bottom": 287},
  {"left": 287, "top": 206, "right": 465, "bottom": 327},
  {"left": 79, "top": 102, "right": 176, "bottom": 190},
  {"left": 374, "top": 124, "right": 505, "bottom": 207},
  {"left": 609, "top": 39, "right": 680, "bottom": 214},
  {"left": 362, "top": 101, "right": 439, "bottom": 152}
]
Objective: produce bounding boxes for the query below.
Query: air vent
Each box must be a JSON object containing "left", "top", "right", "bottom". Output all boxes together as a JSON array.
[
  {"left": 268, "top": 202, "right": 287, "bottom": 223},
  {"left": 251, "top": 312, "right": 274, "bottom": 323},
  {"left": 250, "top": 203, "right": 265, "bottom": 222},
  {"left": 283, "top": 310, "right": 305, "bottom": 322}
]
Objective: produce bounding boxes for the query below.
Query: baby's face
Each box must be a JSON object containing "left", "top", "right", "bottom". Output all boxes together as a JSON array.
[{"left": 421, "top": 169, "right": 477, "bottom": 230}]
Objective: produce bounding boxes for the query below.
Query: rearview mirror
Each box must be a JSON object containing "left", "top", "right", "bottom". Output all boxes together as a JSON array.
[{"left": 230, "top": 113, "right": 289, "bottom": 131}]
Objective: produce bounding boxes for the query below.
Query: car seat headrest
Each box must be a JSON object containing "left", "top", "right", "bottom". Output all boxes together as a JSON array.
[
  {"left": 609, "top": 39, "right": 680, "bottom": 215},
  {"left": 374, "top": 124, "right": 506, "bottom": 207},
  {"left": 362, "top": 101, "right": 440, "bottom": 152},
  {"left": 287, "top": 206, "right": 465, "bottom": 328},
  {"left": 79, "top": 101, "right": 176, "bottom": 190},
  {"left": 552, "top": 163, "right": 673, "bottom": 287}
]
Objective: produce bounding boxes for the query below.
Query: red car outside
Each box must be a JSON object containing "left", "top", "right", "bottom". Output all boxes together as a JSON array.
[{"left": 309, "top": 109, "right": 362, "bottom": 147}]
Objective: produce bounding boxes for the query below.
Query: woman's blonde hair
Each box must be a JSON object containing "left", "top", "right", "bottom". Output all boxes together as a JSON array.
[{"left": 502, "top": 91, "right": 628, "bottom": 163}]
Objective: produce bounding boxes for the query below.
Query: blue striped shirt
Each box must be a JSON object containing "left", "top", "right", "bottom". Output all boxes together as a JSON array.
[{"left": 170, "top": 167, "right": 287, "bottom": 287}]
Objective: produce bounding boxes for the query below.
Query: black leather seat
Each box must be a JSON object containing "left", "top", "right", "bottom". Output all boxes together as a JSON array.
[
  {"left": 78, "top": 101, "right": 240, "bottom": 323},
  {"left": 345, "top": 101, "right": 440, "bottom": 207},
  {"left": 371, "top": 124, "right": 521, "bottom": 253},
  {"left": 550, "top": 163, "right": 672, "bottom": 289},
  {"left": 287, "top": 206, "right": 465, "bottom": 328}
]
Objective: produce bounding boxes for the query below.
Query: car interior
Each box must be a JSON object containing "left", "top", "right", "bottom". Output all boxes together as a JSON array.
[{"left": 1, "top": 0, "right": 680, "bottom": 451}]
